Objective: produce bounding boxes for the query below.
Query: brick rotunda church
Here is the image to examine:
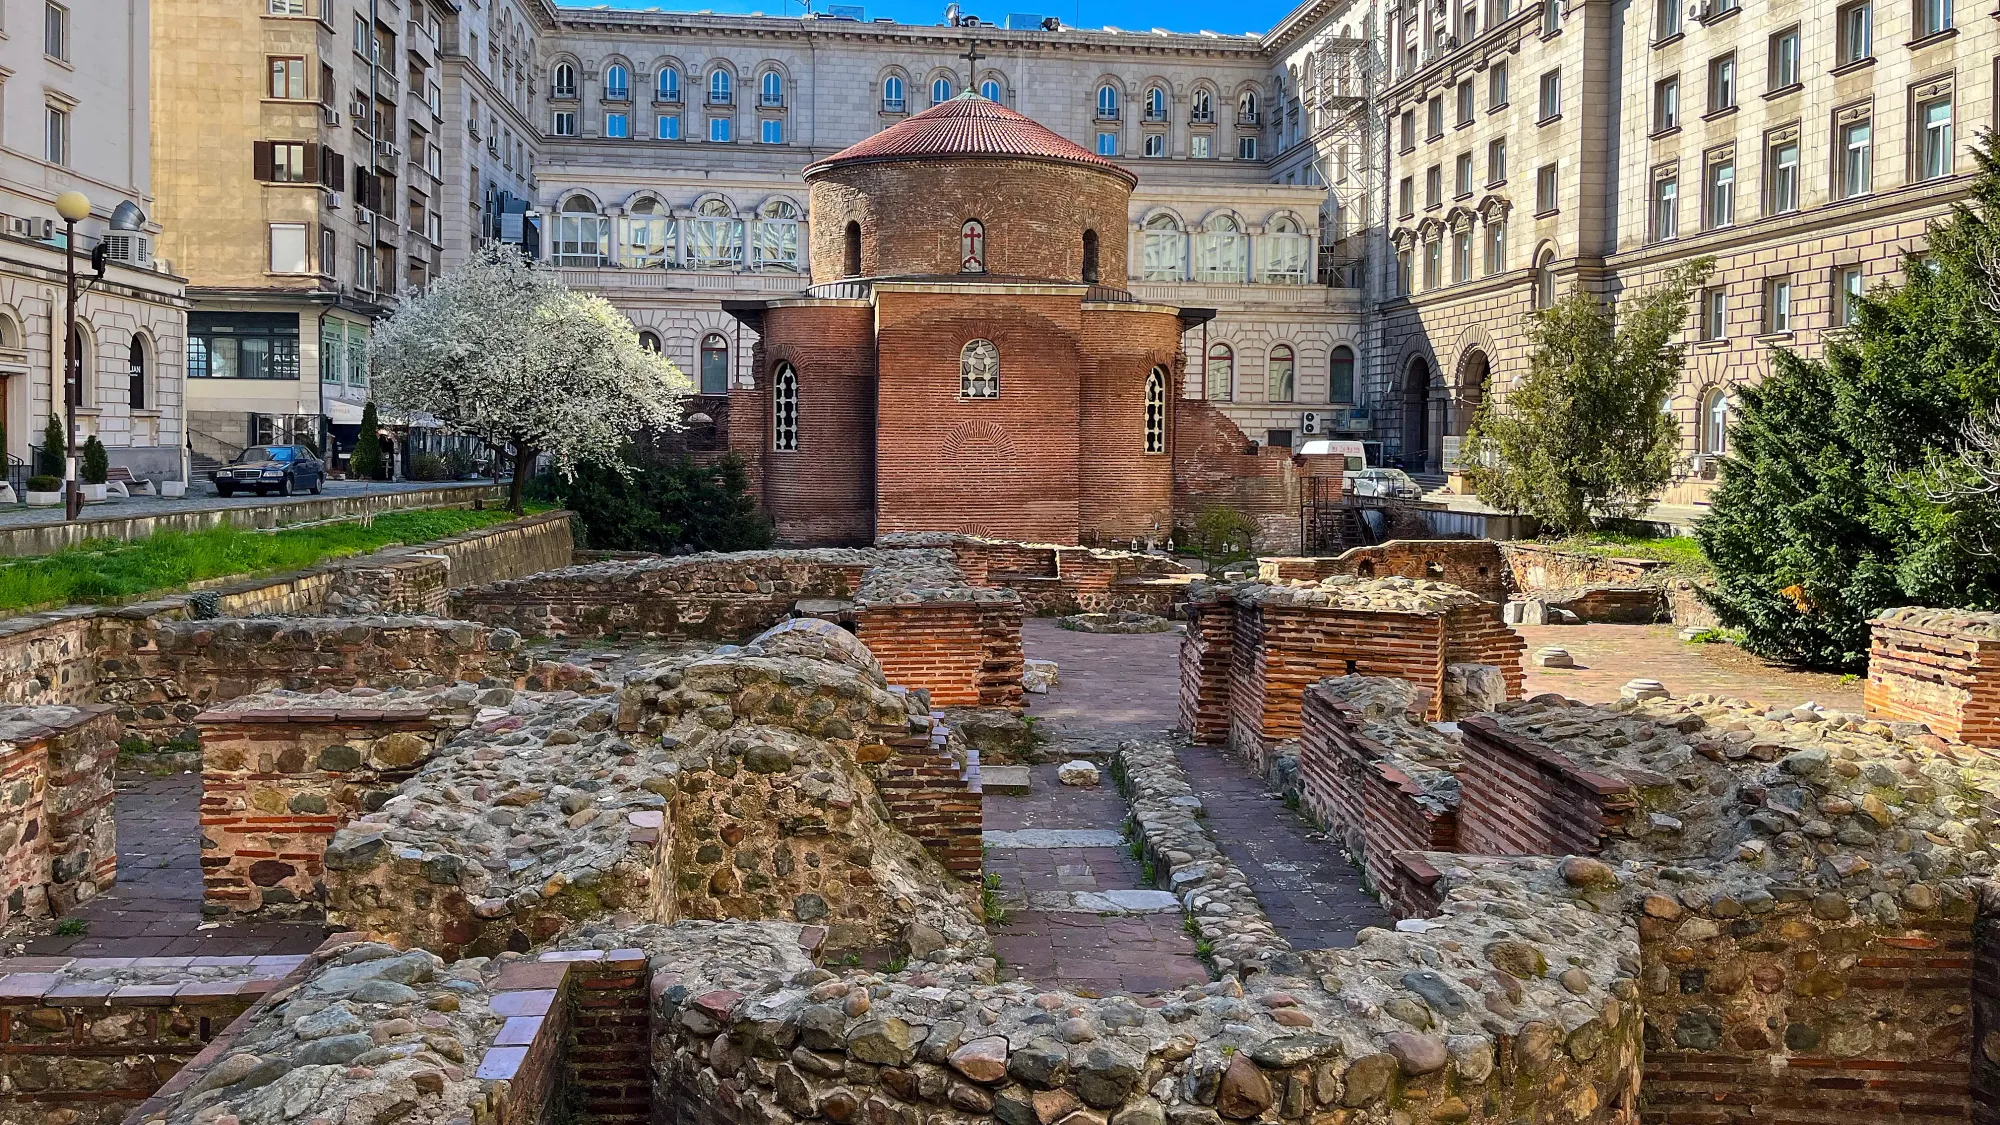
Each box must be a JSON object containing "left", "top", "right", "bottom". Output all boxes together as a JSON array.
[{"left": 724, "top": 90, "right": 1298, "bottom": 547}]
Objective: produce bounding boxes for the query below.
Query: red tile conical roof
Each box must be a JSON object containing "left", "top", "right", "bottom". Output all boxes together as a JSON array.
[{"left": 804, "top": 92, "right": 1138, "bottom": 187}]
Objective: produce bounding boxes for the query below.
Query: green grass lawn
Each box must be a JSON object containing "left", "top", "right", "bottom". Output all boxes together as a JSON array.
[
  {"left": 1552, "top": 529, "right": 1710, "bottom": 577},
  {"left": 0, "top": 506, "right": 541, "bottom": 614}
]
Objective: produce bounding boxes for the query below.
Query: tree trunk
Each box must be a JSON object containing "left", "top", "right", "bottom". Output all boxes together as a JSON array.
[{"left": 509, "top": 435, "right": 533, "bottom": 514}]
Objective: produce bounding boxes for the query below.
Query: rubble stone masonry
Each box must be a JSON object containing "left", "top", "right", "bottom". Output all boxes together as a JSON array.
[{"left": 0, "top": 706, "right": 119, "bottom": 925}]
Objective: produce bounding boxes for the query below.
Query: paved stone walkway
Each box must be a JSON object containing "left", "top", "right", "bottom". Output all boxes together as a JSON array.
[
  {"left": 0, "top": 477, "right": 488, "bottom": 532},
  {"left": 1021, "top": 619, "right": 1182, "bottom": 755},
  {"left": 1176, "top": 742, "right": 1392, "bottom": 947},
  {"left": 12, "top": 771, "right": 328, "bottom": 958},
  {"left": 1517, "top": 623, "right": 1865, "bottom": 711}
]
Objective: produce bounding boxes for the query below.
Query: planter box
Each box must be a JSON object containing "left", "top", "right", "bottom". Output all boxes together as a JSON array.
[
  {"left": 80, "top": 483, "right": 108, "bottom": 503},
  {"left": 158, "top": 481, "right": 186, "bottom": 498},
  {"left": 25, "top": 490, "right": 63, "bottom": 507}
]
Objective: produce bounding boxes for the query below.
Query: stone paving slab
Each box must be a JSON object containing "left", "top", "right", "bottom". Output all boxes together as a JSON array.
[
  {"left": 989, "top": 912, "right": 1210, "bottom": 995},
  {"left": 1021, "top": 619, "right": 1182, "bottom": 754},
  {"left": 982, "top": 828, "right": 1127, "bottom": 849},
  {"left": 981, "top": 764, "right": 1033, "bottom": 794}
]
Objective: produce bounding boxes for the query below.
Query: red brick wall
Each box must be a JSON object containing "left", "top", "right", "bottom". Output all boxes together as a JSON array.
[
  {"left": 806, "top": 160, "right": 1130, "bottom": 283},
  {"left": 873, "top": 291, "right": 1084, "bottom": 543},
  {"left": 1171, "top": 402, "right": 1303, "bottom": 555},
  {"left": 1227, "top": 604, "right": 1452, "bottom": 766},
  {"left": 0, "top": 706, "right": 119, "bottom": 925},
  {"left": 1865, "top": 619, "right": 2000, "bottom": 748},
  {"left": 1443, "top": 603, "right": 1528, "bottom": 698},
  {"left": 855, "top": 602, "right": 1024, "bottom": 709},
  {"left": 1077, "top": 306, "right": 1180, "bottom": 543},
  {"left": 453, "top": 557, "right": 870, "bottom": 641},
  {"left": 859, "top": 710, "right": 982, "bottom": 879},
  {"left": 743, "top": 304, "right": 879, "bottom": 545},
  {"left": 1454, "top": 715, "right": 1637, "bottom": 856},
  {"left": 563, "top": 952, "right": 653, "bottom": 1123},
  {"left": 1179, "top": 599, "right": 1236, "bottom": 744},
  {"left": 1295, "top": 687, "right": 1457, "bottom": 914}
]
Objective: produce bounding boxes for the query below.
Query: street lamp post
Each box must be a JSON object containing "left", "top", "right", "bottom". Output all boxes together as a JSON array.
[{"left": 55, "top": 191, "right": 91, "bottom": 521}]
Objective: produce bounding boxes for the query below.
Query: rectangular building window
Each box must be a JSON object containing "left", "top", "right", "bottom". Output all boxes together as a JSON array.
[
  {"left": 551, "top": 111, "right": 577, "bottom": 136},
  {"left": 1536, "top": 163, "right": 1558, "bottom": 213},
  {"left": 1708, "top": 54, "right": 1736, "bottom": 113},
  {"left": 1426, "top": 165, "right": 1442, "bottom": 209},
  {"left": 1764, "top": 276, "right": 1792, "bottom": 333},
  {"left": 1143, "top": 132, "right": 1165, "bottom": 157},
  {"left": 1654, "top": 0, "right": 1679, "bottom": 39},
  {"left": 1097, "top": 131, "right": 1118, "bottom": 156},
  {"left": 1543, "top": 0, "right": 1561, "bottom": 35},
  {"left": 710, "top": 116, "right": 732, "bottom": 142},
  {"left": 269, "top": 56, "right": 307, "bottom": 100},
  {"left": 320, "top": 321, "right": 344, "bottom": 383},
  {"left": 255, "top": 140, "right": 312, "bottom": 182},
  {"left": 1489, "top": 62, "right": 1508, "bottom": 109},
  {"left": 1705, "top": 150, "right": 1735, "bottom": 228},
  {"left": 1839, "top": 266, "right": 1865, "bottom": 325},
  {"left": 1190, "top": 134, "right": 1210, "bottom": 159},
  {"left": 320, "top": 227, "right": 336, "bottom": 276},
  {"left": 1652, "top": 171, "right": 1678, "bottom": 241},
  {"left": 1487, "top": 137, "right": 1507, "bottom": 183},
  {"left": 1238, "top": 135, "right": 1257, "bottom": 160},
  {"left": 1654, "top": 76, "right": 1679, "bottom": 132},
  {"left": 1768, "top": 27, "right": 1799, "bottom": 90},
  {"left": 605, "top": 112, "right": 628, "bottom": 138},
  {"left": 1457, "top": 80, "right": 1474, "bottom": 126},
  {"left": 1453, "top": 229, "right": 1471, "bottom": 282},
  {"left": 1398, "top": 176, "right": 1414, "bottom": 217},
  {"left": 1766, "top": 131, "right": 1799, "bottom": 214},
  {"left": 1538, "top": 69, "right": 1561, "bottom": 121},
  {"left": 187, "top": 313, "right": 301, "bottom": 380},
  {"left": 1701, "top": 287, "right": 1726, "bottom": 340},
  {"left": 1917, "top": 0, "right": 1952, "bottom": 37},
  {"left": 347, "top": 323, "right": 368, "bottom": 385},
  {"left": 1455, "top": 153, "right": 1473, "bottom": 197},
  {"left": 269, "top": 223, "right": 309, "bottom": 273},
  {"left": 762, "top": 118, "right": 784, "bottom": 144},
  {"left": 1838, "top": 2, "right": 1872, "bottom": 64},
  {"left": 1400, "top": 109, "right": 1415, "bottom": 151},
  {"left": 1396, "top": 248, "right": 1413, "bottom": 294},
  {"left": 1839, "top": 112, "right": 1873, "bottom": 198},
  {"left": 1424, "top": 237, "right": 1441, "bottom": 289},
  {"left": 44, "top": 1, "right": 67, "bottom": 60},
  {"left": 1917, "top": 93, "right": 1953, "bottom": 180},
  {"left": 44, "top": 105, "right": 69, "bottom": 165},
  {"left": 1427, "top": 96, "right": 1443, "bottom": 139},
  {"left": 658, "top": 113, "right": 680, "bottom": 140},
  {"left": 1484, "top": 220, "right": 1506, "bottom": 275}
]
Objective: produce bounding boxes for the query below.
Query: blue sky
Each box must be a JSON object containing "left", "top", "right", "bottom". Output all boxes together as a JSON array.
[{"left": 556, "top": 0, "right": 1300, "bottom": 38}]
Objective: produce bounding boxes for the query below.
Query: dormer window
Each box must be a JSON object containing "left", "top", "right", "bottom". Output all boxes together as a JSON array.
[{"left": 961, "top": 219, "right": 986, "bottom": 272}]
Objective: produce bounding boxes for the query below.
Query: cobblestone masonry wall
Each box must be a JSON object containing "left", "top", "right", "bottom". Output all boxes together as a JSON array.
[
  {"left": 0, "top": 706, "right": 119, "bottom": 924},
  {"left": 0, "top": 613, "right": 97, "bottom": 708},
  {"left": 1498, "top": 544, "right": 1662, "bottom": 593},
  {"left": 0, "top": 954, "right": 302, "bottom": 1125},
  {"left": 1866, "top": 609, "right": 2000, "bottom": 748},
  {"left": 1261, "top": 539, "right": 1511, "bottom": 603},
  {"left": 878, "top": 533, "right": 1197, "bottom": 616},
  {"left": 195, "top": 698, "right": 476, "bottom": 918}
]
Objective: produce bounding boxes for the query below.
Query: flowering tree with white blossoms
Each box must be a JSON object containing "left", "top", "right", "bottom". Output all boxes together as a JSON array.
[{"left": 369, "top": 246, "right": 691, "bottom": 513}]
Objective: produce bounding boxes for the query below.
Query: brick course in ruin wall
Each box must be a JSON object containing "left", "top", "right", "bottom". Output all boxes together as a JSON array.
[
  {"left": 1865, "top": 612, "right": 2000, "bottom": 748},
  {"left": 1454, "top": 715, "right": 1643, "bottom": 858},
  {"left": 196, "top": 706, "right": 468, "bottom": 918},
  {"left": 0, "top": 706, "right": 119, "bottom": 926},
  {"left": 1295, "top": 688, "right": 1456, "bottom": 916},
  {"left": 855, "top": 603, "right": 1024, "bottom": 710}
]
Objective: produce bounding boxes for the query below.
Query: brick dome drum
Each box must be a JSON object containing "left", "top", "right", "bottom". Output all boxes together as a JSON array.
[{"left": 804, "top": 93, "right": 1138, "bottom": 186}]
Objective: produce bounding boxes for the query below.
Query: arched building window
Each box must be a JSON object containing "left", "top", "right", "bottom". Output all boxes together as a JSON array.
[
  {"left": 843, "top": 220, "right": 862, "bottom": 276},
  {"left": 1195, "top": 215, "right": 1247, "bottom": 282},
  {"left": 753, "top": 199, "right": 800, "bottom": 271},
  {"left": 1700, "top": 387, "right": 1729, "bottom": 455},
  {"left": 761, "top": 71, "right": 784, "bottom": 106},
  {"left": 554, "top": 195, "right": 608, "bottom": 266},
  {"left": 1096, "top": 84, "right": 1119, "bottom": 119},
  {"left": 1239, "top": 90, "right": 1258, "bottom": 121},
  {"left": 932, "top": 76, "right": 953, "bottom": 104},
  {"left": 709, "top": 68, "right": 732, "bottom": 104},
  {"left": 980, "top": 78, "right": 1002, "bottom": 102},
  {"left": 961, "top": 339, "right": 999, "bottom": 398},
  {"left": 961, "top": 219, "right": 985, "bottom": 273},
  {"left": 1081, "top": 229, "right": 1099, "bottom": 282},
  {"left": 1267, "top": 344, "right": 1294, "bottom": 402},
  {"left": 637, "top": 330, "right": 662, "bottom": 352},
  {"left": 773, "top": 363, "right": 798, "bottom": 451},
  {"left": 1330, "top": 344, "right": 1356, "bottom": 402},
  {"left": 1262, "top": 215, "right": 1311, "bottom": 284},
  {"left": 127, "top": 336, "right": 146, "bottom": 409},
  {"left": 1141, "top": 214, "right": 1186, "bottom": 282},
  {"left": 604, "top": 64, "right": 629, "bottom": 100},
  {"left": 1145, "top": 86, "right": 1167, "bottom": 121},
  {"left": 883, "top": 75, "right": 905, "bottom": 112},
  {"left": 553, "top": 62, "right": 577, "bottom": 98},
  {"left": 1206, "top": 342, "right": 1234, "bottom": 401},
  {"left": 1533, "top": 247, "right": 1557, "bottom": 309},
  {"left": 657, "top": 66, "right": 681, "bottom": 102},
  {"left": 1145, "top": 367, "right": 1167, "bottom": 453},
  {"left": 1190, "top": 88, "right": 1214, "bottom": 123},
  {"left": 699, "top": 332, "right": 729, "bottom": 394}
]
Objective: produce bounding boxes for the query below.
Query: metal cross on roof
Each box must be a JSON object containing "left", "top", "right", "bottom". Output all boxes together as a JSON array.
[{"left": 961, "top": 40, "right": 985, "bottom": 93}]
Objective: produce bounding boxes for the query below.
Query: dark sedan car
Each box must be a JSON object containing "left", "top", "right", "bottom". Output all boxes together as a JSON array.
[{"left": 214, "top": 445, "right": 325, "bottom": 497}]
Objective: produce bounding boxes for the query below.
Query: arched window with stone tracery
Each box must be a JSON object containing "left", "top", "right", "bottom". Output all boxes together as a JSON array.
[
  {"left": 773, "top": 363, "right": 798, "bottom": 451},
  {"left": 961, "top": 339, "right": 999, "bottom": 398},
  {"left": 1145, "top": 367, "right": 1167, "bottom": 453}
]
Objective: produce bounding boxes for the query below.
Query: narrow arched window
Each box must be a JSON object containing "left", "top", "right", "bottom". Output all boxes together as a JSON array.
[
  {"left": 1239, "top": 90, "right": 1258, "bottom": 121},
  {"left": 1533, "top": 248, "right": 1557, "bottom": 309},
  {"left": 932, "top": 76, "right": 953, "bottom": 104},
  {"left": 709, "top": 68, "right": 732, "bottom": 104},
  {"left": 883, "top": 75, "right": 905, "bottom": 112},
  {"left": 1206, "top": 342, "right": 1233, "bottom": 401},
  {"left": 961, "top": 219, "right": 986, "bottom": 273},
  {"left": 1191, "top": 88, "right": 1214, "bottom": 123},
  {"left": 1267, "top": 344, "right": 1294, "bottom": 402},
  {"left": 761, "top": 72, "right": 785, "bottom": 107},
  {"left": 774, "top": 363, "right": 799, "bottom": 451},
  {"left": 1701, "top": 387, "right": 1729, "bottom": 455},
  {"left": 699, "top": 332, "right": 729, "bottom": 394},
  {"left": 980, "top": 78, "right": 1002, "bottom": 102},
  {"left": 961, "top": 339, "right": 999, "bottom": 398},
  {"left": 604, "top": 64, "right": 629, "bottom": 100},
  {"left": 1329, "top": 345, "right": 1356, "bottom": 403},
  {"left": 127, "top": 336, "right": 146, "bottom": 409},
  {"left": 637, "top": 330, "right": 662, "bottom": 353},
  {"left": 1096, "top": 84, "right": 1119, "bottom": 119},
  {"left": 843, "top": 220, "right": 862, "bottom": 276},
  {"left": 658, "top": 66, "right": 681, "bottom": 102},
  {"left": 1145, "top": 87, "right": 1167, "bottom": 121},
  {"left": 1081, "top": 229, "right": 1099, "bottom": 282},
  {"left": 1145, "top": 367, "right": 1167, "bottom": 453},
  {"left": 553, "top": 62, "right": 576, "bottom": 98}
]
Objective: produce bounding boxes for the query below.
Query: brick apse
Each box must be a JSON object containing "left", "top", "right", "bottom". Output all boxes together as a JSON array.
[{"left": 720, "top": 93, "right": 1319, "bottom": 551}]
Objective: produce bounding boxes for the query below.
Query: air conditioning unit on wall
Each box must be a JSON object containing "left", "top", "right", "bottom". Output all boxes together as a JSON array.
[{"left": 1301, "top": 411, "right": 1323, "bottom": 435}]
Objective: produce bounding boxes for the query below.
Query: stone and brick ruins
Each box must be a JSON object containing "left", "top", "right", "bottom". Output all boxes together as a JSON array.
[{"left": 7, "top": 513, "right": 2000, "bottom": 1125}]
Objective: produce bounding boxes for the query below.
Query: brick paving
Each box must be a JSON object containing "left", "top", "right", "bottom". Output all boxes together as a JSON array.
[
  {"left": 1517, "top": 623, "right": 1865, "bottom": 711},
  {"left": 1021, "top": 618, "right": 1182, "bottom": 753},
  {"left": 13, "top": 770, "right": 328, "bottom": 958}
]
